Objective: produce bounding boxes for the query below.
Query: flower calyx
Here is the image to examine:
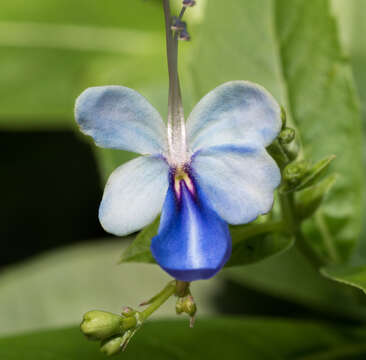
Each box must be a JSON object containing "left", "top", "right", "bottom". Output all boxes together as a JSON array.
[{"left": 175, "top": 281, "right": 197, "bottom": 328}]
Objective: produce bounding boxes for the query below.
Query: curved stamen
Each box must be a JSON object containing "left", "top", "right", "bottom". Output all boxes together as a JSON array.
[{"left": 163, "top": 0, "right": 189, "bottom": 166}]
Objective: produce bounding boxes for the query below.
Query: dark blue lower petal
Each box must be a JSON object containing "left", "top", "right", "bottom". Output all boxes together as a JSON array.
[{"left": 151, "top": 175, "right": 231, "bottom": 282}]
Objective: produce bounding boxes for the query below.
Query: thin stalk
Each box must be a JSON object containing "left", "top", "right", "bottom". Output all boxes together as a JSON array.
[
  {"left": 270, "top": 141, "right": 324, "bottom": 267},
  {"left": 121, "top": 281, "right": 177, "bottom": 330},
  {"left": 162, "top": 0, "right": 187, "bottom": 165},
  {"left": 279, "top": 189, "right": 323, "bottom": 267},
  {"left": 177, "top": 7, "right": 187, "bottom": 22},
  {"left": 140, "top": 281, "right": 176, "bottom": 320}
]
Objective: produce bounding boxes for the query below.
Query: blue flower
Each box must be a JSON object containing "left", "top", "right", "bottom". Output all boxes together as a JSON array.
[{"left": 75, "top": 81, "right": 281, "bottom": 282}]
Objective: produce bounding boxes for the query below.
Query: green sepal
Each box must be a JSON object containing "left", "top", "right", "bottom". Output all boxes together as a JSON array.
[
  {"left": 278, "top": 128, "right": 295, "bottom": 145},
  {"left": 282, "top": 160, "right": 310, "bottom": 189},
  {"left": 296, "top": 174, "right": 337, "bottom": 220},
  {"left": 282, "top": 155, "right": 336, "bottom": 193},
  {"left": 100, "top": 335, "right": 124, "bottom": 356}
]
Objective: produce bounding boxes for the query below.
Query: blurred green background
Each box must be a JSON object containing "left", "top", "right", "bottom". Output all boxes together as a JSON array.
[{"left": 1, "top": 0, "right": 366, "bottom": 358}]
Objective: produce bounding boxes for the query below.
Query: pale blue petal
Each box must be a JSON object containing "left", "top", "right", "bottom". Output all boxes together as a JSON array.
[
  {"left": 191, "top": 145, "right": 281, "bottom": 225},
  {"left": 151, "top": 178, "right": 231, "bottom": 281},
  {"left": 75, "top": 86, "right": 166, "bottom": 155},
  {"left": 99, "top": 156, "right": 169, "bottom": 236},
  {"left": 187, "top": 81, "right": 281, "bottom": 152}
]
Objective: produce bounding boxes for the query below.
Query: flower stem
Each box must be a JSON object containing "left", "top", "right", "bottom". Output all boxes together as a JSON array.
[
  {"left": 279, "top": 191, "right": 323, "bottom": 267},
  {"left": 140, "top": 281, "right": 176, "bottom": 320},
  {"left": 270, "top": 140, "right": 324, "bottom": 267},
  {"left": 121, "top": 281, "right": 177, "bottom": 330}
]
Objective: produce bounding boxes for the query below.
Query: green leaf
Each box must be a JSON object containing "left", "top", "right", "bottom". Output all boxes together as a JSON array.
[
  {"left": 333, "top": 0, "right": 366, "bottom": 263},
  {"left": 121, "top": 219, "right": 293, "bottom": 268},
  {"left": 332, "top": 0, "right": 366, "bottom": 110},
  {"left": 321, "top": 265, "right": 366, "bottom": 294},
  {"left": 297, "top": 174, "right": 337, "bottom": 220},
  {"left": 0, "top": 0, "right": 165, "bottom": 129},
  {"left": 224, "top": 246, "right": 366, "bottom": 321},
  {"left": 190, "top": 0, "right": 363, "bottom": 262},
  {"left": 227, "top": 224, "right": 293, "bottom": 267},
  {"left": 2, "top": 318, "right": 366, "bottom": 359},
  {"left": 0, "top": 239, "right": 219, "bottom": 337},
  {"left": 296, "top": 156, "right": 336, "bottom": 191},
  {"left": 120, "top": 218, "right": 159, "bottom": 264}
]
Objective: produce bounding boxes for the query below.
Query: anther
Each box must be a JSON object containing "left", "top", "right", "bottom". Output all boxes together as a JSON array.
[
  {"left": 183, "top": 0, "right": 196, "bottom": 7},
  {"left": 179, "top": 29, "right": 191, "bottom": 41},
  {"left": 171, "top": 17, "right": 186, "bottom": 31}
]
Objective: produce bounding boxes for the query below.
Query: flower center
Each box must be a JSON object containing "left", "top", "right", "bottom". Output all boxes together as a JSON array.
[{"left": 174, "top": 167, "right": 195, "bottom": 200}]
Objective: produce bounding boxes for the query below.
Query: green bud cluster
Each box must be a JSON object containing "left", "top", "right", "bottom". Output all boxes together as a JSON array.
[
  {"left": 176, "top": 295, "right": 197, "bottom": 316},
  {"left": 175, "top": 287, "right": 197, "bottom": 328},
  {"left": 80, "top": 309, "right": 141, "bottom": 356}
]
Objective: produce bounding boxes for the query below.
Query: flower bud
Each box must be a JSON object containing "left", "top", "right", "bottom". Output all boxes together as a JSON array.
[
  {"left": 176, "top": 294, "right": 197, "bottom": 327},
  {"left": 100, "top": 336, "right": 123, "bottom": 356},
  {"left": 283, "top": 160, "right": 309, "bottom": 186},
  {"left": 279, "top": 128, "right": 295, "bottom": 145},
  {"left": 175, "top": 297, "right": 184, "bottom": 315},
  {"left": 80, "top": 310, "right": 123, "bottom": 340},
  {"left": 182, "top": 295, "right": 197, "bottom": 317}
]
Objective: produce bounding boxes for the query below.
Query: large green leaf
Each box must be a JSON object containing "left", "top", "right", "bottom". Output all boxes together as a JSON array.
[
  {"left": 2, "top": 318, "right": 366, "bottom": 359},
  {"left": 323, "top": 0, "right": 366, "bottom": 293},
  {"left": 0, "top": 239, "right": 219, "bottom": 337},
  {"left": 321, "top": 265, "right": 366, "bottom": 295},
  {"left": 225, "top": 246, "right": 366, "bottom": 322},
  {"left": 0, "top": 0, "right": 165, "bottom": 129},
  {"left": 332, "top": 0, "right": 366, "bottom": 111},
  {"left": 189, "top": 0, "right": 363, "bottom": 263}
]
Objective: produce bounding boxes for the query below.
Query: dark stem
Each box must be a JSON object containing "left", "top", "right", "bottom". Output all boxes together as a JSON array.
[{"left": 178, "top": 7, "right": 187, "bottom": 21}]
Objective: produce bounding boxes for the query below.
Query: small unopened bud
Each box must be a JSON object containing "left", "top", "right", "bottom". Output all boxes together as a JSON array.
[
  {"left": 176, "top": 294, "right": 197, "bottom": 327},
  {"left": 179, "top": 29, "right": 191, "bottom": 41},
  {"left": 80, "top": 310, "right": 122, "bottom": 340},
  {"left": 183, "top": 0, "right": 196, "bottom": 7},
  {"left": 100, "top": 336, "right": 123, "bottom": 356},
  {"left": 279, "top": 128, "right": 295, "bottom": 145},
  {"left": 283, "top": 160, "right": 309, "bottom": 186},
  {"left": 182, "top": 295, "right": 197, "bottom": 317},
  {"left": 175, "top": 297, "right": 184, "bottom": 315}
]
